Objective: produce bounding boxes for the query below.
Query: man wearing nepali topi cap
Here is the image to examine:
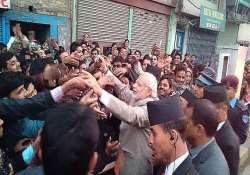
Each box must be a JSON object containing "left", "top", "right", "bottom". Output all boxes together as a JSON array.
[{"left": 147, "top": 95, "right": 199, "bottom": 175}]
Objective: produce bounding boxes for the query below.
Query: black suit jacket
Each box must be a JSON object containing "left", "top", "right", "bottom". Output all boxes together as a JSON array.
[
  {"left": 154, "top": 156, "right": 199, "bottom": 175},
  {"left": 0, "top": 90, "right": 54, "bottom": 122},
  {"left": 173, "top": 156, "right": 200, "bottom": 175},
  {"left": 215, "top": 120, "right": 240, "bottom": 175}
]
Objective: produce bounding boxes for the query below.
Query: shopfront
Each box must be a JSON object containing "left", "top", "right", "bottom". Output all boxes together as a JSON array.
[{"left": 0, "top": 10, "right": 68, "bottom": 46}]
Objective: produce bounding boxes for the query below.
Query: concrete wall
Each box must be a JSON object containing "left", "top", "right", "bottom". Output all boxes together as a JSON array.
[
  {"left": 11, "top": 0, "right": 71, "bottom": 17},
  {"left": 215, "top": 22, "right": 248, "bottom": 83},
  {"left": 217, "top": 22, "right": 238, "bottom": 47},
  {"left": 181, "top": 0, "right": 201, "bottom": 16},
  {"left": 9, "top": 0, "right": 72, "bottom": 48},
  {"left": 216, "top": 46, "right": 239, "bottom": 81},
  {"left": 247, "top": 48, "right": 250, "bottom": 60}
]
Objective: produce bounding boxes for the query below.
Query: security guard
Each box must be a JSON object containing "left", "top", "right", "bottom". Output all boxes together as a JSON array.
[
  {"left": 203, "top": 84, "right": 240, "bottom": 175},
  {"left": 193, "top": 71, "right": 218, "bottom": 98},
  {"left": 222, "top": 75, "right": 249, "bottom": 144}
]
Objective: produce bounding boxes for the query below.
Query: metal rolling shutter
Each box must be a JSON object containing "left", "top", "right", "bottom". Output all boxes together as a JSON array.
[
  {"left": 77, "top": 0, "right": 129, "bottom": 43},
  {"left": 187, "top": 27, "right": 218, "bottom": 64},
  {"left": 131, "top": 8, "right": 168, "bottom": 55}
]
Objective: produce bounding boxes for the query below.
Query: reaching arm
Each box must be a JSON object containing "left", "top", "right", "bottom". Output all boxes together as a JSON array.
[
  {"left": 99, "top": 90, "right": 149, "bottom": 127},
  {"left": 132, "top": 61, "right": 144, "bottom": 75},
  {"left": 0, "top": 90, "right": 55, "bottom": 122},
  {"left": 105, "top": 70, "right": 134, "bottom": 104},
  {"left": 0, "top": 77, "right": 86, "bottom": 122}
]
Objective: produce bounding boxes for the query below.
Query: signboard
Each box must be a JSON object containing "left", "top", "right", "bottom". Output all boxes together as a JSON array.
[
  {"left": 200, "top": 6, "right": 226, "bottom": 32},
  {"left": 0, "top": 0, "right": 10, "bottom": 9},
  {"left": 239, "top": 0, "right": 250, "bottom": 8}
]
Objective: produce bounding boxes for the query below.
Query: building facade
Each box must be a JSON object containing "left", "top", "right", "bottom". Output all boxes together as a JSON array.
[
  {"left": 0, "top": 0, "right": 72, "bottom": 49},
  {"left": 215, "top": 0, "right": 250, "bottom": 94},
  {"left": 75, "top": 0, "right": 176, "bottom": 55},
  {"left": 168, "top": 0, "right": 226, "bottom": 66}
]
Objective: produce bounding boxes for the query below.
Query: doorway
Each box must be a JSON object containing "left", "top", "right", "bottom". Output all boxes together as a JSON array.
[
  {"left": 175, "top": 31, "right": 185, "bottom": 54},
  {"left": 222, "top": 56, "right": 229, "bottom": 79},
  {"left": 10, "top": 21, "right": 50, "bottom": 44}
]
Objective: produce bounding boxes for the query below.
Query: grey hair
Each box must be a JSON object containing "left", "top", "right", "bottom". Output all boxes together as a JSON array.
[{"left": 142, "top": 72, "right": 158, "bottom": 98}]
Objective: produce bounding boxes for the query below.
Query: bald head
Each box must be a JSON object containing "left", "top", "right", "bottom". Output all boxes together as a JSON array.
[{"left": 192, "top": 99, "right": 219, "bottom": 137}]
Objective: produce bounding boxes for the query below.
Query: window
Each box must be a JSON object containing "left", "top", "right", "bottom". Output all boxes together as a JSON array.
[{"left": 222, "top": 56, "right": 229, "bottom": 79}]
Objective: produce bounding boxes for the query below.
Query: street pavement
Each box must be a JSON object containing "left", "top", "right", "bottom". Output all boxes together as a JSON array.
[
  {"left": 241, "top": 165, "right": 250, "bottom": 175},
  {"left": 240, "top": 130, "right": 250, "bottom": 175}
]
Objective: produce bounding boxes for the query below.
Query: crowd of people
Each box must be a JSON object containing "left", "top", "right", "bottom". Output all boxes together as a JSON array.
[{"left": 0, "top": 23, "right": 249, "bottom": 175}]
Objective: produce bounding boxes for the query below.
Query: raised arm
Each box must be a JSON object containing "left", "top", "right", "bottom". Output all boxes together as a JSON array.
[
  {"left": 0, "top": 77, "right": 86, "bottom": 122},
  {"left": 99, "top": 90, "right": 150, "bottom": 127}
]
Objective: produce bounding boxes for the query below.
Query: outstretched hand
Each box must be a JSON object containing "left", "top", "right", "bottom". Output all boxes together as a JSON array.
[
  {"left": 90, "top": 102, "right": 107, "bottom": 119},
  {"left": 61, "top": 52, "right": 79, "bottom": 67},
  {"left": 61, "top": 76, "right": 87, "bottom": 95},
  {"left": 79, "top": 89, "right": 107, "bottom": 118},
  {"left": 80, "top": 89, "right": 98, "bottom": 106},
  {"left": 80, "top": 71, "right": 103, "bottom": 96},
  {"left": 98, "top": 75, "right": 116, "bottom": 88},
  {"left": 105, "top": 137, "right": 120, "bottom": 156}
]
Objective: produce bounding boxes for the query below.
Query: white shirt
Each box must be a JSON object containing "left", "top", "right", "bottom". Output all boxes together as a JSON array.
[
  {"left": 100, "top": 90, "right": 111, "bottom": 106},
  {"left": 164, "top": 152, "right": 189, "bottom": 175},
  {"left": 7, "top": 36, "right": 16, "bottom": 50},
  {"left": 216, "top": 121, "right": 226, "bottom": 131},
  {"left": 7, "top": 36, "right": 29, "bottom": 50}
]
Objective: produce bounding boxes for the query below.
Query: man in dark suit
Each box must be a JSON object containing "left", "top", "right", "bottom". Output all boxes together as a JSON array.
[
  {"left": 17, "top": 104, "right": 100, "bottom": 175},
  {"left": 0, "top": 77, "right": 88, "bottom": 174},
  {"left": 147, "top": 95, "right": 199, "bottom": 175},
  {"left": 204, "top": 85, "right": 240, "bottom": 175},
  {"left": 221, "top": 75, "right": 249, "bottom": 144},
  {"left": 186, "top": 99, "right": 229, "bottom": 175},
  {"left": 0, "top": 76, "right": 86, "bottom": 122}
]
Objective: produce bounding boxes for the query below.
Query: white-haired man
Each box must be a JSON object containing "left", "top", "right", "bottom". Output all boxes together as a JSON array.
[{"left": 83, "top": 71, "right": 158, "bottom": 175}]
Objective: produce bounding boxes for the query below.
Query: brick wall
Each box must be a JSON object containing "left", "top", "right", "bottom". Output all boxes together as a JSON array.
[{"left": 11, "top": 0, "right": 71, "bottom": 17}]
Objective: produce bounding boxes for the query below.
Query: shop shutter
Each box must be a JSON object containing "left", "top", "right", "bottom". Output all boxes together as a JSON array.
[
  {"left": 187, "top": 27, "right": 218, "bottom": 64},
  {"left": 77, "top": 0, "right": 129, "bottom": 43},
  {"left": 131, "top": 8, "right": 168, "bottom": 55}
]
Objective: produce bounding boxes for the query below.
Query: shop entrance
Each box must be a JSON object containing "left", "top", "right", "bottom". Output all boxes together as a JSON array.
[{"left": 10, "top": 21, "right": 50, "bottom": 44}]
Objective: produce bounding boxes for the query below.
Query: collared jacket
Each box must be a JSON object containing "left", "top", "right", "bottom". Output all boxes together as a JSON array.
[
  {"left": 215, "top": 120, "right": 240, "bottom": 175},
  {"left": 192, "top": 139, "right": 230, "bottom": 175},
  {"left": 101, "top": 84, "right": 157, "bottom": 175},
  {"left": 0, "top": 91, "right": 55, "bottom": 174},
  {"left": 0, "top": 90, "right": 54, "bottom": 123},
  {"left": 228, "top": 97, "right": 249, "bottom": 144}
]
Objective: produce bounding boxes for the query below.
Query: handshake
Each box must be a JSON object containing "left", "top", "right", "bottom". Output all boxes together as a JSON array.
[{"left": 61, "top": 70, "right": 116, "bottom": 119}]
